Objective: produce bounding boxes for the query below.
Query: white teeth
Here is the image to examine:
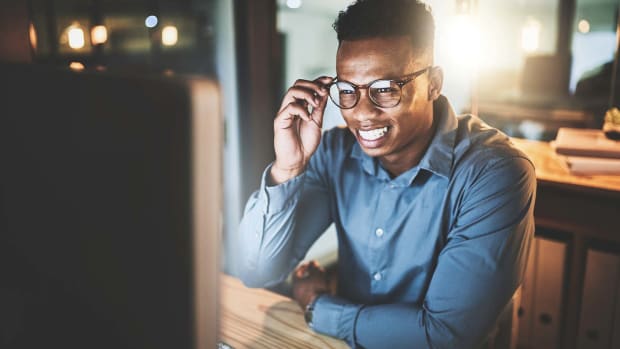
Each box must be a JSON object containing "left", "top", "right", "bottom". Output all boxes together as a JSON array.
[{"left": 359, "top": 126, "right": 388, "bottom": 141}]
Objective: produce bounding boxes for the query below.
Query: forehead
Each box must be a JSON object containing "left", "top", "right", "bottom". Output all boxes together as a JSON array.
[{"left": 336, "top": 37, "right": 427, "bottom": 82}]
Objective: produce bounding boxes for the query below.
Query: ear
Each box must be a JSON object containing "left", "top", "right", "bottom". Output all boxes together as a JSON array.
[{"left": 427, "top": 66, "right": 443, "bottom": 101}]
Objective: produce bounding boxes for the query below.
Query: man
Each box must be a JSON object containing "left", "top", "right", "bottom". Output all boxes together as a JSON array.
[{"left": 236, "top": 0, "right": 536, "bottom": 348}]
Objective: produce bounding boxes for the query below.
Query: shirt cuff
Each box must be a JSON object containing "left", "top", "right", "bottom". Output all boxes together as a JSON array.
[
  {"left": 260, "top": 163, "right": 305, "bottom": 214},
  {"left": 311, "top": 294, "right": 364, "bottom": 347}
]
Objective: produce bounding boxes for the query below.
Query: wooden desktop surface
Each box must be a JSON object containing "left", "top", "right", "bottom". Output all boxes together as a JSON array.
[
  {"left": 511, "top": 138, "right": 620, "bottom": 194},
  {"left": 219, "top": 274, "right": 348, "bottom": 349}
]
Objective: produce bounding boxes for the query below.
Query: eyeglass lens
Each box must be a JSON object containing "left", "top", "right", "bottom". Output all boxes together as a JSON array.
[{"left": 329, "top": 80, "right": 402, "bottom": 109}]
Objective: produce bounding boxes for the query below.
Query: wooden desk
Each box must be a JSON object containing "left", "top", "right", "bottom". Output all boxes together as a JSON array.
[
  {"left": 219, "top": 274, "right": 348, "bottom": 349},
  {"left": 511, "top": 138, "right": 620, "bottom": 349},
  {"left": 512, "top": 138, "right": 620, "bottom": 240}
]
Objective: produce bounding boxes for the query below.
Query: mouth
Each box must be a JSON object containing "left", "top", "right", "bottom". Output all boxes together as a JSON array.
[
  {"left": 357, "top": 126, "right": 390, "bottom": 148},
  {"left": 359, "top": 126, "right": 389, "bottom": 140}
]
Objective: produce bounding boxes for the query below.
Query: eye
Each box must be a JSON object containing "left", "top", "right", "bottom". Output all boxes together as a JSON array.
[
  {"left": 370, "top": 80, "right": 396, "bottom": 94},
  {"left": 336, "top": 82, "right": 355, "bottom": 94},
  {"left": 375, "top": 87, "right": 396, "bottom": 94}
]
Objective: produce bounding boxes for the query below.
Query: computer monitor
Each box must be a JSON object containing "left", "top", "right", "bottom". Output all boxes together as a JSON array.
[{"left": 0, "top": 63, "right": 221, "bottom": 349}]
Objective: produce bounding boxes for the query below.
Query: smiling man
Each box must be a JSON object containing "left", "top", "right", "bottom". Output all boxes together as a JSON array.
[{"left": 236, "top": 1, "right": 536, "bottom": 348}]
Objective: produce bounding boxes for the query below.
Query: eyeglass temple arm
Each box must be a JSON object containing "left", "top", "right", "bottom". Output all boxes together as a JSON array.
[{"left": 396, "top": 66, "right": 432, "bottom": 87}]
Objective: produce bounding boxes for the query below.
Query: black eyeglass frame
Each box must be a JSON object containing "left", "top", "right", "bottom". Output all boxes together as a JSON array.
[{"left": 328, "top": 66, "right": 432, "bottom": 109}]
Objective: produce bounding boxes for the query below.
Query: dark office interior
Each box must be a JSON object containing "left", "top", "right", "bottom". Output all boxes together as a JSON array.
[{"left": 1, "top": 0, "right": 620, "bottom": 348}]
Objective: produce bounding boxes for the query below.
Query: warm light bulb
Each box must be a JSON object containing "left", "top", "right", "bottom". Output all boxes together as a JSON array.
[
  {"left": 29, "top": 23, "right": 37, "bottom": 51},
  {"left": 67, "top": 26, "right": 85, "bottom": 49},
  {"left": 91, "top": 25, "right": 108, "bottom": 45},
  {"left": 521, "top": 19, "right": 541, "bottom": 53},
  {"left": 162, "top": 25, "right": 178, "bottom": 46},
  {"left": 69, "top": 61, "right": 85, "bottom": 71},
  {"left": 578, "top": 19, "right": 590, "bottom": 34}
]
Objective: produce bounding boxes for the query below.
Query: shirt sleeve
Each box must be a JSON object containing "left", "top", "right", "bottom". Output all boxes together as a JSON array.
[
  {"left": 235, "top": 141, "right": 334, "bottom": 288},
  {"left": 311, "top": 156, "right": 536, "bottom": 349}
]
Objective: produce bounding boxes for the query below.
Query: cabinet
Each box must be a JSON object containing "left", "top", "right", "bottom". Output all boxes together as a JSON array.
[
  {"left": 518, "top": 237, "right": 568, "bottom": 349},
  {"left": 512, "top": 139, "right": 620, "bottom": 349},
  {"left": 577, "top": 249, "right": 620, "bottom": 349}
]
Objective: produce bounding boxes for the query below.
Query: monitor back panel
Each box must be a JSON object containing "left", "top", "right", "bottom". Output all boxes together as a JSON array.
[{"left": 0, "top": 64, "right": 221, "bottom": 349}]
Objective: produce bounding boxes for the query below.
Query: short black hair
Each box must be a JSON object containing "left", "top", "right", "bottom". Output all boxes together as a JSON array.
[{"left": 333, "top": 0, "right": 435, "bottom": 51}]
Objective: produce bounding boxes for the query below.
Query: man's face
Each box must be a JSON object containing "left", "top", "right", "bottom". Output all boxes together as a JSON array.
[{"left": 335, "top": 36, "right": 439, "bottom": 162}]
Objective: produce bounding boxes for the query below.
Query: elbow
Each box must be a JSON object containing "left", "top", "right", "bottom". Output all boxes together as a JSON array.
[
  {"left": 237, "top": 269, "right": 270, "bottom": 288},
  {"left": 236, "top": 262, "right": 287, "bottom": 289},
  {"left": 423, "top": 312, "right": 486, "bottom": 349}
]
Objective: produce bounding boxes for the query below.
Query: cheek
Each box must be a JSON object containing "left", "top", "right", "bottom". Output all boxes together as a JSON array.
[
  {"left": 341, "top": 112, "right": 354, "bottom": 125},
  {"left": 404, "top": 94, "right": 430, "bottom": 116}
]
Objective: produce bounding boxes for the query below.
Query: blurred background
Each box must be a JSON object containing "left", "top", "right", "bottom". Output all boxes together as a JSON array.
[
  {"left": 1, "top": 0, "right": 618, "bottom": 273},
  {"left": 1, "top": 0, "right": 618, "bottom": 295},
  {"left": 0, "top": 1, "right": 619, "bottom": 348}
]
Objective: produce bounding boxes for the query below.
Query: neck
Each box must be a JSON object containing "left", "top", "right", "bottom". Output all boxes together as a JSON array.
[{"left": 379, "top": 116, "right": 437, "bottom": 178}]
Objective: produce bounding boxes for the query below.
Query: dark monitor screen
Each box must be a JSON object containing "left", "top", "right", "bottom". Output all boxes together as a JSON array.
[{"left": 0, "top": 64, "right": 221, "bottom": 349}]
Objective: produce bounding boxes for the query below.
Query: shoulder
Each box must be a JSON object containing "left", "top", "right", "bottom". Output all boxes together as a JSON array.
[
  {"left": 448, "top": 115, "right": 536, "bottom": 198},
  {"left": 453, "top": 114, "right": 534, "bottom": 174}
]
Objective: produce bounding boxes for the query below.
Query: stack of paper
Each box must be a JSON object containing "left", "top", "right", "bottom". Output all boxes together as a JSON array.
[{"left": 551, "top": 128, "right": 620, "bottom": 175}]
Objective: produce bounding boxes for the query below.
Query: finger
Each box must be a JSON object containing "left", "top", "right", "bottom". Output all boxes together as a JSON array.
[
  {"left": 280, "top": 85, "right": 320, "bottom": 112},
  {"left": 313, "top": 76, "right": 334, "bottom": 94},
  {"left": 297, "top": 269, "right": 310, "bottom": 280},
  {"left": 282, "top": 76, "right": 333, "bottom": 107},
  {"left": 310, "top": 92, "right": 330, "bottom": 127},
  {"left": 310, "top": 261, "right": 325, "bottom": 273},
  {"left": 294, "top": 263, "right": 311, "bottom": 279},
  {"left": 294, "top": 266, "right": 306, "bottom": 279},
  {"left": 295, "top": 78, "right": 331, "bottom": 97},
  {"left": 276, "top": 103, "right": 312, "bottom": 128},
  {"left": 305, "top": 91, "right": 330, "bottom": 130}
]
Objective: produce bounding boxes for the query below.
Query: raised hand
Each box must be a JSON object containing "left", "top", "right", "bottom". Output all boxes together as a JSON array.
[{"left": 270, "top": 76, "right": 333, "bottom": 184}]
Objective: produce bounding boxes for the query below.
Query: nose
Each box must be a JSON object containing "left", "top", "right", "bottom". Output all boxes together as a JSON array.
[{"left": 350, "top": 89, "right": 380, "bottom": 122}]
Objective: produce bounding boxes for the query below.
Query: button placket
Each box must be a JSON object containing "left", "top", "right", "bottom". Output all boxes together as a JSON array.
[
  {"left": 373, "top": 272, "right": 382, "bottom": 281},
  {"left": 375, "top": 228, "right": 384, "bottom": 237}
]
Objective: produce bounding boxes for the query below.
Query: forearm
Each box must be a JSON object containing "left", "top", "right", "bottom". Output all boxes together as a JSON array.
[
  {"left": 312, "top": 295, "right": 492, "bottom": 349},
  {"left": 237, "top": 165, "right": 305, "bottom": 287},
  {"left": 236, "top": 163, "right": 332, "bottom": 288},
  {"left": 311, "top": 296, "right": 437, "bottom": 349}
]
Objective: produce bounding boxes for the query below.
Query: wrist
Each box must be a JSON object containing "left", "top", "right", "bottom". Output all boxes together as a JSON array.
[
  {"left": 306, "top": 291, "right": 323, "bottom": 309},
  {"left": 304, "top": 292, "right": 325, "bottom": 328},
  {"left": 270, "top": 162, "right": 306, "bottom": 185}
]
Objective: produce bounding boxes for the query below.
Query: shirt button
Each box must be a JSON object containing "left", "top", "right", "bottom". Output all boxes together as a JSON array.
[
  {"left": 373, "top": 272, "right": 382, "bottom": 281},
  {"left": 375, "top": 228, "right": 384, "bottom": 237}
]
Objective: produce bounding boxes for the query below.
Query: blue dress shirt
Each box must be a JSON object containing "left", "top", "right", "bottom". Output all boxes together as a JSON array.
[{"left": 236, "top": 96, "right": 536, "bottom": 349}]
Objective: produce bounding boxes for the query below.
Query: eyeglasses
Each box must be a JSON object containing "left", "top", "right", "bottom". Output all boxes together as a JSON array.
[{"left": 328, "top": 66, "right": 431, "bottom": 109}]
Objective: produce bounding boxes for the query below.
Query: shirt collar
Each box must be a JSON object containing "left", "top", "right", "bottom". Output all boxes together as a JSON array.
[{"left": 350, "top": 95, "right": 457, "bottom": 183}]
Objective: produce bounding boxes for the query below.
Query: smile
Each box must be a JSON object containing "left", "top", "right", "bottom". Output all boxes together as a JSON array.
[{"left": 359, "top": 126, "right": 389, "bottom": 141}]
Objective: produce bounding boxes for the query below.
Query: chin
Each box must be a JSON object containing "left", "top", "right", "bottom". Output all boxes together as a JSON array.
[{"left": 358, "top": 142, "right": 392, "bottom": 158}]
